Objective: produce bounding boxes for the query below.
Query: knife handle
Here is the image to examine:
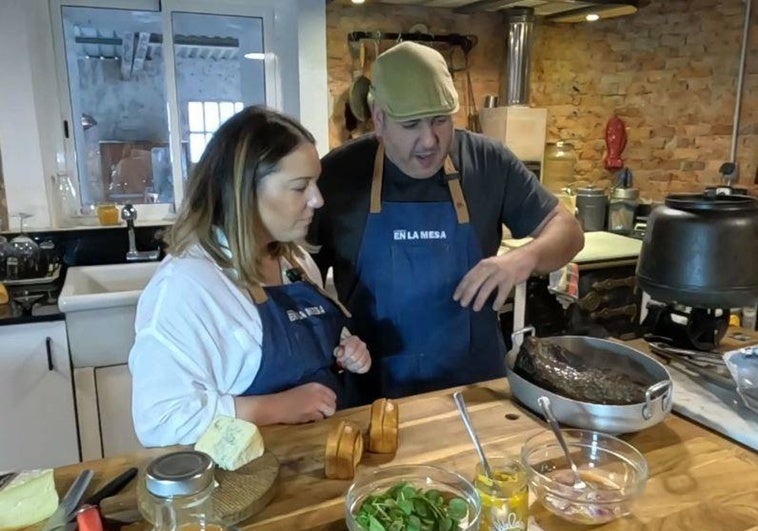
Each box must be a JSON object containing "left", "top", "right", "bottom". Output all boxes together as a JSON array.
[{"left": 82, "top": 467, "right": 138, "bottom": 507}]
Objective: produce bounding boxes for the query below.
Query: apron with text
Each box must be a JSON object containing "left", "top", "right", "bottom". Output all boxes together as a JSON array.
[
  {"left": 241, "top": 259, "right": 351, "bottom": 409},
  {"left": 348, "top": 145, "right": 505, "bottom": 401}
]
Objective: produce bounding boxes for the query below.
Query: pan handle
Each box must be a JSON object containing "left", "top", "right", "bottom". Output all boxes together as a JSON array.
[
  {"left": 510, "top": 326, "right": 535, "bottom": 347},
  {"left": 642, "top": 380, "right": 672, "bottom": 420}
]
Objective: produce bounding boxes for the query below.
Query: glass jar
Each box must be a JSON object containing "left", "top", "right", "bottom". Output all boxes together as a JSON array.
[
  {"left": 543, "top": 141, "right": 577, "bottom": 194},
  {"left": 141, "top": 451, "right": 219, "bottom": 530},
  {"left": 474, "top": 456, "right": 528, "bottom": 531},
  {"left": 608, "top": 187, "right": 639, "bottom": 234},
  {"left": 96, "top": 203, "right": 120, "bottom": 226}
]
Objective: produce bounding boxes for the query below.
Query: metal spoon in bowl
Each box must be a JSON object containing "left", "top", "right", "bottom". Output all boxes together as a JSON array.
[
  {"left": 537, "top": 396, "right": 587, "bottom": 490},
  {"left": 453, "top": 391, "right": 493, "bottom": 478}
]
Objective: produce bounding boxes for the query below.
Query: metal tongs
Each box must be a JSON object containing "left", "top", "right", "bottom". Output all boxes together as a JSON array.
[{"left": 647, "top": 340, "right": 734, "bottom": 389}]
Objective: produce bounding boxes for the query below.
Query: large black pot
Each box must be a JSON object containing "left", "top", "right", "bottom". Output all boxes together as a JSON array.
[{"left": 636, "top": 193, "right": 758, "bottom": 308}]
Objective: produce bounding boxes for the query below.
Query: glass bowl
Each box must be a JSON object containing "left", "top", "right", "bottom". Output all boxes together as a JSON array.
[
  {"left": 521, "top": 429, "right": 648, "bottom": 525},
  {"left": 344, "top": 465, "right": 481, "bottom": 530}
]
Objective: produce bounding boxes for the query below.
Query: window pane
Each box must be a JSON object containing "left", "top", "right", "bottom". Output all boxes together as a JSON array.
[
  {"left": 219, "top": 101, "right": 235, "bottom": 124},
  {"left": 204, "top": 102, "right": 220, "bottom": 132},
  {"left": 61, "top": 7, "right": 174, "bottom": 206},
  {"left": 171, "top": 12, "right": 265, "bottom": 181},
  {"left": 189, "top": 133, "right": 206, "bottom": 164},
  {"left": 188, "top": 101, "right": 204, "bottom": 132}
]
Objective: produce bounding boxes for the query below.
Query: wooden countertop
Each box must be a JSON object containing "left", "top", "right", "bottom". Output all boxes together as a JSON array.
[{"left": 45, "top": 372, "right": 758, "bottom": 531}]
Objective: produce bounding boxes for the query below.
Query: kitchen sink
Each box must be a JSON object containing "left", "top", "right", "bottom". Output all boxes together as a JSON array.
[{"left": 59, "top": 262, "right": 160, "bottom": 367}]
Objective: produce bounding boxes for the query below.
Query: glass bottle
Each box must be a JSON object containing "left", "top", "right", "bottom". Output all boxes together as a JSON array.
[
  {"left": 142, "top": 451, "right": 219, "bottom": 530},
  {"left": 474, "top": 456, "right": 528, "bottom": 531},
  {"left": 542, "top": 141, "right": 577, "bottom": 195},
  {"left": 52, "top": 171, "right": 80, "bottom": 228}
]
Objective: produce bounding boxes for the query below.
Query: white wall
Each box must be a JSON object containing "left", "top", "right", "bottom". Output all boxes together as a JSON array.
[
  {"left": 0, "top": 0, "right": 329, "bottom": 230},
  {"left": 298, "top": 0, "right": 330, "bottom": 157},
  {"left": 0, "top": 0, "right": 60, "bottom": 229}
]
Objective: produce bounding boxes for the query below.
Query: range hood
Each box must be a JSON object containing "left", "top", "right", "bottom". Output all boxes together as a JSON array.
[{"left": 365, "top": 1, "right": 639, "bottom": 24}]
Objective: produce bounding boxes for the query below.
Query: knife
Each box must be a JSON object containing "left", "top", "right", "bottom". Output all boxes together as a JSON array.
[
  {"left": 42, "top": 469, "right": 94, "bottom": 531},
  {"left": 79, "top": 467, "right": 137, "bottom": 508}
]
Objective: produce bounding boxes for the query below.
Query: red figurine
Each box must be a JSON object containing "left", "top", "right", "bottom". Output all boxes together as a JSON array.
[{"left": 604, "top": 116, "right": 627, "bottom": 171}]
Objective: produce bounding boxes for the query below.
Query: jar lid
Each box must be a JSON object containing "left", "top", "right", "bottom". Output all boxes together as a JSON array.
[
  {"left": 576, "top": 185, "right": 606, "bottom": 196},
  {"left": 611, "top": 187, "right": 639, "bottom": 199},
  {"left": 145, "top": 451, "right": 214, "bottom": 498},
  {"left": 555, "top": 141, "right": 574, "bottom": 149}
]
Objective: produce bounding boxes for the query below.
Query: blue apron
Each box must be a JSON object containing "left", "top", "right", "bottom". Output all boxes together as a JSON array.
[
  {"left": 241, "top": 258, "right": 350, "bottom": 409},
  {"left": 347, "top": 145, "right": 505, "bottom": 401}
]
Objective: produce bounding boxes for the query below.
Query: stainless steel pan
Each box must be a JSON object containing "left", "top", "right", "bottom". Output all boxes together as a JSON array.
[{"left": 507, "top": 327, "right": 673, "bottom": 434}]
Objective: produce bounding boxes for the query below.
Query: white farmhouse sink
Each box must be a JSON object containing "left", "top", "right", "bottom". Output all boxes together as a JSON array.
[{"left": 59, "top": 262, "right": 160, "bottom": 367}]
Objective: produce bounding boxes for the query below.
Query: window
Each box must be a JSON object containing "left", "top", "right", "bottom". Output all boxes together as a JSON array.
[
  {"left": 50, "top": 0, "right": 280, "bottom": 219},
  {"left": 188, "top": 101, "right": 243, "bottom": 163}
]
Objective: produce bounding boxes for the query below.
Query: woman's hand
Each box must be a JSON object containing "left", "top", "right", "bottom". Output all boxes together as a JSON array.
[
  {"left": 235, "top": 382, "right": 337, "bottom": 425},
  {"left": 334, "top": 335, "right": 371, "bottom": 374}
]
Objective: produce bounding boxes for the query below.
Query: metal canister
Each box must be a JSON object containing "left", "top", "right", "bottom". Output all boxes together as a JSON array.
[
  {"left": 575, "top": 185, "right": 608, "bottom": 232},
  {"left": 474, "top": 456, "right": 528, "bottom": 531}
]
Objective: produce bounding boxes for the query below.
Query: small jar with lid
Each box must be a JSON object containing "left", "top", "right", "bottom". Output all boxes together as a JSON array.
[
  {"left": 608, "top": 187, "right": 639, "bottom": 234},
  {"left": 140, "top": 450, "right": 219, "bottom": 530},
  {"left": 575, "top": 185, "right": 608, "bottom": 232},
  {"left": 542, "top": 141, "right": 577, "bottom": 194}
]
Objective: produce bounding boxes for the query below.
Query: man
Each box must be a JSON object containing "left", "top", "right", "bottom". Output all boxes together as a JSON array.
[{"left": 308, "top": 42, "right": 584, "bottom": 403}]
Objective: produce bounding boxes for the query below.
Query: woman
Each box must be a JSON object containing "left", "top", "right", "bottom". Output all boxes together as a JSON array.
[{"left": 129, "top": 106, "right": 371, "bottom": 447}]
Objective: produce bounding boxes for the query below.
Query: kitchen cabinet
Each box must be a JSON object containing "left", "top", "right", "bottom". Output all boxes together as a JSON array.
[
  {"left": 74, "top": 364, "right": 142, "bottom": 460},
  {"left": 0, "top": 320, "right": 79, "bottom": 469}
]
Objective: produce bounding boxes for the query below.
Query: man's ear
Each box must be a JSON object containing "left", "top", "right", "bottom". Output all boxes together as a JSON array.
[{"left": 371, "top": 103, "right": 384, "bottom": 134}]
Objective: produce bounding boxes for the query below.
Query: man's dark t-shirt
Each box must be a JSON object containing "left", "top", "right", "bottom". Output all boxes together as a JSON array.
[{"left": 307, "top": 129, "right": 559, "bottom": 304}]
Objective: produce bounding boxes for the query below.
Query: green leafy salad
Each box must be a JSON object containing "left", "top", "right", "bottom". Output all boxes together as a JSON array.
[{"left": 354, "top": 482, "right": 470, "bottom": 531}]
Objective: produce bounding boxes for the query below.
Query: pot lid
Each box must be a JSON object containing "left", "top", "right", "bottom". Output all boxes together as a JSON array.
[{"left": 665, "top": 193, "right": 758, "bottom": 213}]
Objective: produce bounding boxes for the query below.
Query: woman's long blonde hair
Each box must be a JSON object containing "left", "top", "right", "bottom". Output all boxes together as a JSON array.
[{"left": 168, "top": 105, "right": 315, "bottom": 288}]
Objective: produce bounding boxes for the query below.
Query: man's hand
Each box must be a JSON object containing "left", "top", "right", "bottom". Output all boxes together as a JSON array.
[
  {"left": 454, "top": 204, "right": 584, "bottom": 312},
  {"left": 334, "top": 335, "right": 371, "bottom": 374},
  {"left": 453, "top": 250, "right": 535, "bottom": 312}
]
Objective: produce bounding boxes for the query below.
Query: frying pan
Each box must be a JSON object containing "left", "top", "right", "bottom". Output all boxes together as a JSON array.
[{"left": 507, "top": 326, "right": 673, "bottom": 434}]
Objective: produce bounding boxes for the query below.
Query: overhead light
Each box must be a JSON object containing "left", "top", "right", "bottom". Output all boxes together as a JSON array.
[
  {"left": 351, "top": 0, "right": 366, "bottom": 3},
  {"left": 548, "top": 2, "right": 638, "bottom": 23},
  {"left": 243, "top": 52, "right": 265, "bottom": 60}
]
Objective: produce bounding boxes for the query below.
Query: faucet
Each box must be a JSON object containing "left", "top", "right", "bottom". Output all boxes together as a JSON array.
[{"left": 121, "top": 204, "right": 160, "bottom": 262}]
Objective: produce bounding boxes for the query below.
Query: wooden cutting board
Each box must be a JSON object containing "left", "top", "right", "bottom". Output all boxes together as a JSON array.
[{"left": 133, "top": 450, "right": 279, "bottom": 525}]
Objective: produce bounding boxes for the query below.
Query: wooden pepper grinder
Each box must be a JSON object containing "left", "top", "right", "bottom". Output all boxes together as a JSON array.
[{"left": 604, "top": 116, "right": 627, "bottom": 171}]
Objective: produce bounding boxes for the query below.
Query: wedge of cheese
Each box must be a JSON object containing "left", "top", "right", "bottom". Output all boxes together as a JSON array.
[
  {"left": 324, "top": 420, "right": 364, "bottom": 480},
  {"left": 195, "top": 416, "right": 265, "bottom": 471},
  {"left": 0, "top": 469, "right": 59, "bottom": 530},
  {"left": 368, "top": 398, "right": 399, "bottom": 454}
]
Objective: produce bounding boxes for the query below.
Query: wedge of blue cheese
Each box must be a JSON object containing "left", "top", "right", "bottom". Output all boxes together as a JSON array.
[
  {"left": 0, "top": 469, "right": 59, "bottom": 530},
  {"left": 195, "top": 416, "right": 265, "bottom": 471}
]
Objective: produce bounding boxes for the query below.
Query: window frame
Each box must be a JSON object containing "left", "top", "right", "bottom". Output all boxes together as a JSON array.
[{"left": 49, "top": 0, "right": 285, "bottom": 221}]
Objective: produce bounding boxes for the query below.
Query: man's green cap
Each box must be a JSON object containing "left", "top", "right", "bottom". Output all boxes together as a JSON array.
[{"left": 369, "top": 41, "right": 459, "bottom": 121}]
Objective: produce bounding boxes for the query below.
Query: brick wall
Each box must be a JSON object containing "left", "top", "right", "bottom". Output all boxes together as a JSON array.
[
  {"left": 326, "top": 0, "right": 756, "bottom": 201},
  {"left": 325, "top": 1, "right": 505, "bottom": 149},
  {"left": 530, "top": 0, "right": 757, "bottom": 200}
]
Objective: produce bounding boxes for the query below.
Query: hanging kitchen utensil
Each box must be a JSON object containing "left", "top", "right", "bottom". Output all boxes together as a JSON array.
[
  {"left": 348, "top": 40, "right": 374, "bottom": 123},
  {"left": 463, "top": 48, "right": 481, "bottom": 133},
  {"left": 344, "top": 40, "right": 362, "bottom": 132}
]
